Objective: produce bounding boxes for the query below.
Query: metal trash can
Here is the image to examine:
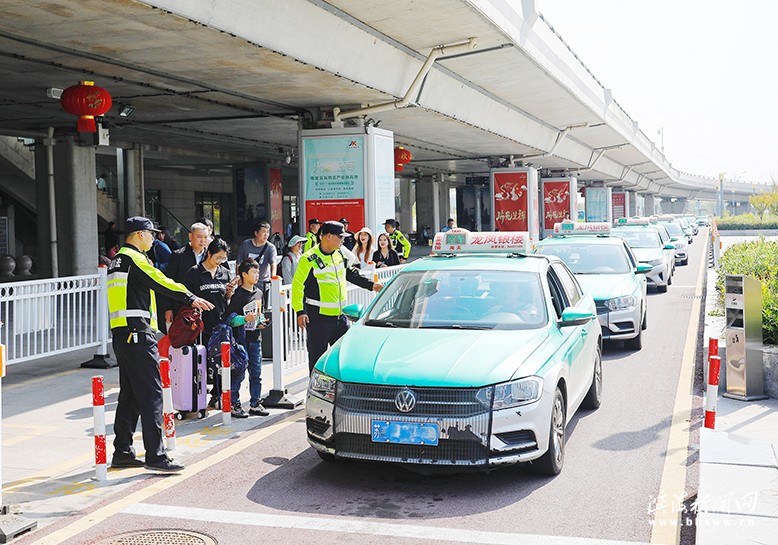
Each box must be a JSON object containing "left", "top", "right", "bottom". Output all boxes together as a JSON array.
[{"left": 723, "top": 275, "right": 767, "bottom": 401}]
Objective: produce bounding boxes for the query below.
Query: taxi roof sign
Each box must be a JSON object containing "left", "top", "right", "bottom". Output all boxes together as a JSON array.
[
  {"left": 615, "top": 217, "right": 649, "bottom": 226},
  {"left": 552, "top": 221, "right": 610, "bottom": 236},
  {"left": 431, "top": 229, "right": 530, "bottom": 254}
]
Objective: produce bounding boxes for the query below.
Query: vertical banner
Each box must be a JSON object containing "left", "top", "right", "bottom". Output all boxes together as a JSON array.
[
  {"left": 585, "top": 186, "right": 613, "bottom": 223},
  {"left": 612, "top": 192, "right": 626, "bottom": 220},
  {"left": 541, "top": 178, "right": 576, "bottom": 235},
  {"left": 491, "top": 168, "right": 539, "bottom": 242},
  {"left": 269, "top": 168, "right": 283, "bottom": 235}
]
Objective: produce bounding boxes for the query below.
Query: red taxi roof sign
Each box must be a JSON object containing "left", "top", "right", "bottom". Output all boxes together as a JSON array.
[
  {"left": 615, "top": 217, "right": 649, "bottom": 226},
  {"left": 552, "top": 221, "right": 610, "bottom": 236},
  {"left": 431, "top": 229, "right": 529, "bottom": 254}
]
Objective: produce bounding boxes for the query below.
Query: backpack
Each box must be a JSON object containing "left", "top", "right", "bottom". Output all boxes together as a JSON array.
[
  {"left": 206, "top": 317, "right": 249, "bottom": 375},
  {"left": 168, "top": 306, "right": 204, "bottom": 348}
]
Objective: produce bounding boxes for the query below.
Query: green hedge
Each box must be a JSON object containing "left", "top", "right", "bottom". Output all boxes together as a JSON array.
[
  {"left": 716, "top": 238, "right": 778, "bottom": 344},
  {"left": 716, "top": 214, "right": 778, "bottom": 230}
]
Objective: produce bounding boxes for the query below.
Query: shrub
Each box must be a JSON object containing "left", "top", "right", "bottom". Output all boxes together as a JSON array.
[
  {"left": 716, "top": 238, "right": 778, "bottom": 344},
  {"left": 716, "top": 214, "right": 778, "bottom": 230}
]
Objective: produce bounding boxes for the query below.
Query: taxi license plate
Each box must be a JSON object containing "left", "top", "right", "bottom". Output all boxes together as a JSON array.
[{"left": 371, "top": 420, "right": 439, "bottom": 446}]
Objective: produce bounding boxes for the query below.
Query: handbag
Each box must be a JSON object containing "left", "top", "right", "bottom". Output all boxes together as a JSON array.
[{"left": 167, "top": 306, "right": 204, "bottom": 348}]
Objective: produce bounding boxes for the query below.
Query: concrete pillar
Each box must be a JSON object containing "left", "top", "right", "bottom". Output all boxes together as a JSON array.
[
  {"left": 474, "top": 187, "right": 483, "bottom": 231},
  {"left": 35, "top": 137, "right": 98, "bottom": 277},
  {"left": 627, "top": 191, "right": 637, "bottom": 218},
  {"left": 399, "top": 178, "right": 412, "bottom": 232},
  {"left": 124, "top": 146, "right": 145, "bottom": 219},
  {"left": 644, "top": 195, "right": 656, "bottom": 216},
  {"left": 668, "top": 198, "right": 688, "bottom": 214},
  {"left": 415, "top": 176, "right": 435, "bottom": 235}
]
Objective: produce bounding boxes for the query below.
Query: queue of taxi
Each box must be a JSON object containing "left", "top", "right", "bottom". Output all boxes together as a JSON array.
[{"left": 305, "top": 215, "right": 699, "bottom": 475}]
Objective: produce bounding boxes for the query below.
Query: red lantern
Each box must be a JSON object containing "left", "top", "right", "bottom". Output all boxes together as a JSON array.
[
  {"left": 60, "top": 81, "right": 112, "bottom": 133},
  {"left": 394, "top": 146, "right": 413, "bottom": 172}
]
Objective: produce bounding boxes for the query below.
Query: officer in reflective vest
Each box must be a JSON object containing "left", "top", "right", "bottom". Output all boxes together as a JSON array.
[
  {"left": 303, "top": 217, "right": 321, "bottom": 253},
  {"left": 292, "top": 220, "right": 383, "bottom": 372},
  {"left": 384, "top": 218, "right": 411, "bottom": 262},
  {"left": 107, "top": 216, "right": 213, "bottom": 473}
]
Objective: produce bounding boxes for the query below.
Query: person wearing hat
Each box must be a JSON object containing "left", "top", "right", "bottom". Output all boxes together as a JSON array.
[
  {"left": 339, "top": 217, "right": 356, "bottom": 251},
  {"left": 281, "top": 234, "right": 307, "bottom": 285},
  {"left": 292, "top": 220, "right": 383, "bottom": 372},
  {"left": 107, "top": 216, "right": 214, "bottom": 473},
  {"left": 384, "top": 218, "right": 411, "bottom": 262},
  {"left": 304, "top": 218, "right": 321, "bottom": 253}
]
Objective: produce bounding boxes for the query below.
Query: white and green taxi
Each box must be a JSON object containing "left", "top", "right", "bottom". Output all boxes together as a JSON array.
[
  {"left": 306, "top": 229, "right": 602, "bottom": 475},
  {"left": 612, "top": 218, "right": 675, "bottom": 293},
  {"left": 534, "top": 222, "right": 649, "bottom": 350}
]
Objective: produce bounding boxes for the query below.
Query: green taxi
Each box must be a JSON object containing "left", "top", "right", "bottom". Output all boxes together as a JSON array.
[{"left": 306, "top": 229, "right": 603, "bottom": 474}]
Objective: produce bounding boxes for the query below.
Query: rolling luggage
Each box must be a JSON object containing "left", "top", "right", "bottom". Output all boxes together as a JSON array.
[{"left": 170, "top": 345, "right": 208, "bottom": 419}]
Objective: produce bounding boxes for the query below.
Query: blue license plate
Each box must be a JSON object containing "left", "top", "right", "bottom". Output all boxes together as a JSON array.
[{"left": 371, "top": 420, "right": 439, "bottom": 446}]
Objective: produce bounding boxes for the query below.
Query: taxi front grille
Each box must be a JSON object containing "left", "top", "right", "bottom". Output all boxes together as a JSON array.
[
  {"left": 337, "top": 383, "right": 486, "bottom": 417},
  {"left": 334, "top": 433, "right": 488, "bottom": 466}
]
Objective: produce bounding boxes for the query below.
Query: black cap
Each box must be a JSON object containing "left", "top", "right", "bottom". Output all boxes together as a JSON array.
[
  {"left": 125, "top": 216, "right": 160, "bottom": 234},
  {"left": 384, "top": 218, "right": 397, "bottom": 227},
  {"left": 339, "top": 217, "right": 349, "bottom": 223},
  {"left": 320, "top": 220, "right": 348, "bottom": 237},
  {"left": 308, "top": 218, "right": 321, "bottom": 225}
]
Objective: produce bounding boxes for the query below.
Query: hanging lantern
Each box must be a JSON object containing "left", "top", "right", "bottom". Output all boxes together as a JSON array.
[
  {"left": 394, "top": 146, "right": 413, "bottom": 172},
  {"left": 60, "top": 81, "right": 112, "bottom": 133}
]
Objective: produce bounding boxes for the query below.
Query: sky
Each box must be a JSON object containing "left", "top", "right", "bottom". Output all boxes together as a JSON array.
[{"left": 534, "top": 0, "right": 778, "bottom": 184}]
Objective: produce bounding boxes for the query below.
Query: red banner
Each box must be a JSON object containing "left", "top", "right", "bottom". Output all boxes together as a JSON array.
[
  {"left": 542, "top": 181, "right": 572, "bottom": 229},
  {"left": 269, "top": 168, "right": 283, "bottom": 235},
  {"left": 612, "top": 192, "right": 626, "bottom": 220},
  {"left": 493, "top": 171, "right": 529, "bottom": 231},
  {"left": 305, "top": 199, "right": 365, "bottom": 232}
]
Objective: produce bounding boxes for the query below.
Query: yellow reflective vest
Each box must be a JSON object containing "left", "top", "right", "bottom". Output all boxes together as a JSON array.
[
  {"left": 107, "top": 245, "right": 194, "bottom": 332},
  {"left": 291, "top": 244, "right": 374, "bottom": 318},
  {"left": 389, "top": 229, "right": 410, "bottom": 259},
  {"left": 303, "top": 230, "right": 318, "bottom": 254}
]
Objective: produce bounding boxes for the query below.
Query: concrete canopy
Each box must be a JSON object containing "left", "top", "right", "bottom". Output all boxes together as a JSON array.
[{"left": 0, "top": 0, "right": 760, "bottom": 200}]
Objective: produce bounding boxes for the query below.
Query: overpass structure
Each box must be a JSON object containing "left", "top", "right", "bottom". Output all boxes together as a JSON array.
[{"left": 0, "top": 0, "right": 764, "bottom": 274}]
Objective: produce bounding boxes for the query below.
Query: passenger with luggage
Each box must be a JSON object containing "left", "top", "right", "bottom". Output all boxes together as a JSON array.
[
  {"left": 226, "top": 258, "right": 270, "bottom": 418},
  {"left": 183, "top": 238, "right": 237, "bottom": 408},
  {"left": 108, "top": 216, "right": 214, "bottom": 473}
]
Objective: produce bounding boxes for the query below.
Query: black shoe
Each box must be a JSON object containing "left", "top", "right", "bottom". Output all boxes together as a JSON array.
[
  {"left": 208, "top": 396, "right": 220, "bottom": 410},
  {"left": 249, "top": 403, "right": 270, "bottom": 416},
  {"left": 231, "top": 403, "right": 249, "bottom": 419},
  {"left": 144, "top": 457, "right": 184, "bottom": 473},
  {"left": 111, "top": 454, "right": 145, "bottom": 468}
]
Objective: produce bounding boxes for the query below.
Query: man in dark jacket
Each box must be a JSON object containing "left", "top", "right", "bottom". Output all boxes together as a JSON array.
[{"left": 161, "top": 222, "right": 210, "bottom": 328}]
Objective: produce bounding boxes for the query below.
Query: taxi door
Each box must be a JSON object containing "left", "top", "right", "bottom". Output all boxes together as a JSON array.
[{"left": 548, "top": 263, "right": 597, "bottom": 410}]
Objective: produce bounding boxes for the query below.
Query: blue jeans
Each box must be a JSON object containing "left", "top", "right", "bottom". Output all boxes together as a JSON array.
[{"left": 231, "top": 340, "right": 262, "bottom": 407}]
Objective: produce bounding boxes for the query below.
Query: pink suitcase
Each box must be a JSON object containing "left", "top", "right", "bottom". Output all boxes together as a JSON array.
[{"left": 170, "top": 345, "right": 208, "bottom": 419}]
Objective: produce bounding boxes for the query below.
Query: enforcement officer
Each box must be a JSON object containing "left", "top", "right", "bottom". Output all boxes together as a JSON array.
[
  {"left": 304, "top": 218, "right": 321, "bottom": 253},
  {"left": 384, "top": 218, "right": 411, "bottom": 262},
  {"left": 108, "top": 217, "right": 213, "bottom": 473},
  {"left": 339, "top": 217, "right": 356, "bottom": 251},
  {"left": 292, "top": 221, "right": 383, "bottom": 372}
]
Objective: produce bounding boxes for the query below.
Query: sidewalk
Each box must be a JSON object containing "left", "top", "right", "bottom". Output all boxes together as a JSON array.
[{"left": 697, "top": 237, "right": 778, "bottom": 544}]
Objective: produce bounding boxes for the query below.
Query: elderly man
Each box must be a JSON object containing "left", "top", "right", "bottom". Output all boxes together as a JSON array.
[{"left": 162, "top": 222, "right": 211, "bottom": 327}]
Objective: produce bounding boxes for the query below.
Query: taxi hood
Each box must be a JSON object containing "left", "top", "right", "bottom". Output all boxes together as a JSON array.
[
  {"left": 575, "top": 273, "right": 634, "bottom": 301},
  {"left": 319, "top": 325, "right": 550, "bottom": 387}
]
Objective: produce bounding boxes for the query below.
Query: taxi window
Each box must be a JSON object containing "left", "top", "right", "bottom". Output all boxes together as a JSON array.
[
  {"left": 623, "top": 242, "right": 638, "bottom": 268},
  {"left": 654, "top": 225, "right": 670, "bottom": 244},
  {"left": 612, "top": 229, "right": 660, "bottom": 248},
  {"left": 662, "top": 222, "right": 684, "bottom": 237},
  {"left": 551, "top": 262, "right": 582, "bottom": 306},
  {"left": 363, "top": 270, "right": 547, "bottom": 330},
  {"left": 539, "top": 243, "right": 631, "bottom": 274}
]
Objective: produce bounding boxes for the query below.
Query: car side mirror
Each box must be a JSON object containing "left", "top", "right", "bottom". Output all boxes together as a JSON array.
[
  {"left": 560, "top": 306, "right": 595, "bottom": 327},
  {"left": 342, "top": 304, "right": 364, "bottom": 322},
  {"left": 636, "top": 264, "right": 653, "bottom": 274},
  {"left": 669, "top": 237, "right": 678, "bottom": 242},
  {"left": 664, "top": 243, "right": 676, "bottom": 250}
]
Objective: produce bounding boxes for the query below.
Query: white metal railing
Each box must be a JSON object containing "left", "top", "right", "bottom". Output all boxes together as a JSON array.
[{"left": 0, "top": 267, "right": 109, "bottom": 364}]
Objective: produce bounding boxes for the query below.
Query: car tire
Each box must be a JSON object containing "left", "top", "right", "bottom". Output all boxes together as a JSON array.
[
  {"left": 531, "top": 387, "right": 566, "bottom": 476},
  {"left": 681, "top": 258, "right": 689, "bottom": 265},
  {"left": 658, "top": 283, "right": 668, "bottom": 293},
  {"left": 625, "top": 327, "right": 642, "bottom": 351},
  {"left": 317, "top": 451, "right": 337, "bottom": 463},
  {"left": 582, "top": 345, "right": 602, "bottom": 410}
]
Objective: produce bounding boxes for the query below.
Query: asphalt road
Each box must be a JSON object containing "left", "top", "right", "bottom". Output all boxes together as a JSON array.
[{"left": 21, "top": 231, "right": 708, "bottom": 545}]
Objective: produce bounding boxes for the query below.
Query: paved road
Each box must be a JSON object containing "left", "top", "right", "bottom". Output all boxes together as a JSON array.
[{"left": 16, "top": 232, "right": 709, "bottom": 545}]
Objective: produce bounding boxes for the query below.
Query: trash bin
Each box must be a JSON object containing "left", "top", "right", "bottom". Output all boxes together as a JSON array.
[{"left": 723, "top": 274, "right": 767, "bottom": 401}]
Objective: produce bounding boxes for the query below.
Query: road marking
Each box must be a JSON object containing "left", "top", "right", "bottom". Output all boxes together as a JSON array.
[
  {"left": 124, "top": 502, "right": 653, "bottom": 545},
  {"left": 650, "top": 247, "right": 707, "bottom": 544},
  {"left": 26, "top": 410, "right": 301, "bottom": 545}
]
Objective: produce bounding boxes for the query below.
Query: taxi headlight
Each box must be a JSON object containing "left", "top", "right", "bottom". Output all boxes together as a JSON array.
[
  {"left": 308, "top": 369, "right": 337, "bottom": 403},
  {"left": 490, "top": 377, "right": 543, "bottom": 410},
  {"left": 606, "top": 295, "right": 637, "bottom": 311},
  {"left": 647, "top": 258, "right": 663, "bottom": 266}
]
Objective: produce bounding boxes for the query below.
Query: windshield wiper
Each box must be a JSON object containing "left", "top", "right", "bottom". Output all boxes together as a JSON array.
[
  {"left": 364, "top": 320, "right": 398, "bottom": 328},
  {"left": 422, "top": 324, "right": 492, "bottom": 330}
]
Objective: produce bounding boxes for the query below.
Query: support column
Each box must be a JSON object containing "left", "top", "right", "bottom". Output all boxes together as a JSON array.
[
  {"left": 415, "top": 176, "right": 435, "bottom": 236},
  {"left": 436, "top": 175, "right": 450, "bottom": 232},
  {"left": 399, "top": 178, "right": 412, "bottom": 232},
  {"left": 474, "top": 186, "right": 482, "bottom": 231},
  {"left": 125, "top": 146, "right": 145, "bottom": 219},
  {"left": 644, "top": 195, "right": 656, "bottom": 216},
  {"left": 627, "top": 191, "right": 637, "bottom": 218}
]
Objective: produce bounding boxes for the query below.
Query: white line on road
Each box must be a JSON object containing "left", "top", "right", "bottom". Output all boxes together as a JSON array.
[{"left": 123, "top": 503, "right": 656, "bottom": 545}]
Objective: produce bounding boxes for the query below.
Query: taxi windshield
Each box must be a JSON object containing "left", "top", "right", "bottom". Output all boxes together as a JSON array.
[
  {"left": 539, "top": 243, "right": 631, "bottom": 274},
  {"left": 612, "top": 229, "right": 661, "bottom": 249},
  {"left": 363, "top": 270, "right": 547, "bottom": 330},
  {"left": 661, "top": 222, "right": 684, "bottom": 237}
]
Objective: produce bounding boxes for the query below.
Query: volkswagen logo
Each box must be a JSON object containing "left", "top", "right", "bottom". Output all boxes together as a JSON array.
[{"left": 394, "top": 388, "right": 417, "bottom": 413}]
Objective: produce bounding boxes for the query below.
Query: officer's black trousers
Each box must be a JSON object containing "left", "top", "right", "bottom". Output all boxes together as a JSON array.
[
  {"left": 306, "top": 315, "right": 349, "bottom": 372},
  {"left": 112, "top": 330, "right": 167, "bottom": 463}
]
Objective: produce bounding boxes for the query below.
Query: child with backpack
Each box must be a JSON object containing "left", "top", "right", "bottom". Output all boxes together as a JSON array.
[{"left": 226, "top": 258, "right": 270, "bottom": 417}]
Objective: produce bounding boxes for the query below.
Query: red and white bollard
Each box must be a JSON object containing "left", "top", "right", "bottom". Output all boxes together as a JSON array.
[
  {"left": 92, "top": 376, "right": 107, "bottom": 481},
  {"left": 705, "top": 355, "right": 722, "bottom": 429},
  {"left": 221, "top": 341, "right": 231, "bottom": 425},
  {"left": 709, "top": 337, "right": 719, "bottom": 360},
  {"left": 159, "top": 357, "right": 176, "bottom": 450}
]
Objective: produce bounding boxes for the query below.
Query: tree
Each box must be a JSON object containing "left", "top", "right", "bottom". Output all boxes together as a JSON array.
[{"left": 749, "top": 193, "right": 772, "bottom": 219}]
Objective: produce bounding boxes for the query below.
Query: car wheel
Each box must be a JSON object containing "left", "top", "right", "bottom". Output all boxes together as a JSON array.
[
  {"left": 681, "top": 258, "right": 689, "bottom": 265},
  {"left": 531, "top": 387, "right": 566, "bottom": 475},
  {"left": 582, "top": 345, "right": 602, "bottom": 410},
  {"left": 625, "top": 327, "right": 642, "bottom": 351},
  {"left": 316, "top": 450, "right": 337, "bottom": 463},
  {"left": 658, "top": 284, "right": 668, "bottom": 293}
]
